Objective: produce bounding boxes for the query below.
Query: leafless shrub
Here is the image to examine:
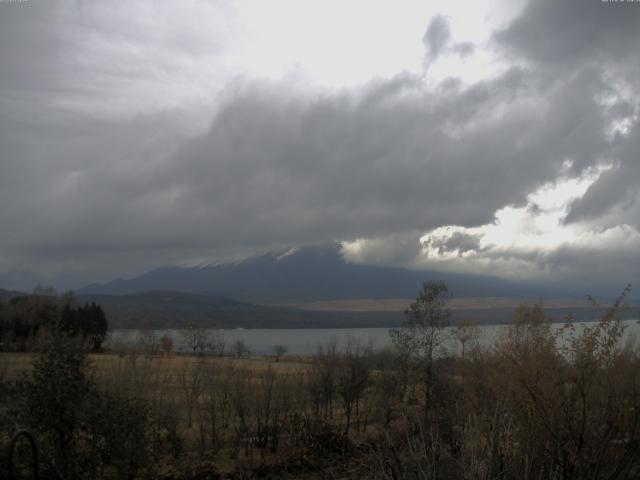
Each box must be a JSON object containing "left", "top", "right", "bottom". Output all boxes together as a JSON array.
[
  {"left": 477, "top": 287, "right": 640, "bottom": 480},
  {"left": 306, "top": 342, "right": 339, "bottom": 420},
  {"left": 252, "top": 367, "right": 292, "bottom": 460},
  {"left": 160, "top": 334, "right": 174, "bottom": 355},
  {"left": 452, "top": 319, "right": 480, "bottom": 361},
  {"left": 273, "top": 344, "right": 287, "bottom": 361},
  {"left": 177, "top": 359, "right": 203, "bottom": 429},
  {"left": 137, "top": 329, "right": 160, "bottom": 356},
  {"left": 209, "top": 329, "right": 225, "bottom": 356},
  {"left": 229, "top": 366, "right": 252, "bottom": 459},
  {"left": 233, "top": 339, "right": 249, "bottom": 358},
  {"left": 180, "top": 322, "right": 211, "bottom": 356},
  {"left": 338, "top": 339, "right": 372, "bottom": 434},
  {"left": 200, "top": 359, "right": 236, "bottom": 452}
]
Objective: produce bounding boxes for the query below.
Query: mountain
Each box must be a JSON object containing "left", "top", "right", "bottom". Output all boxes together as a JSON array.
[
  {"left": 0, "top": 288, "right": 23, "bottom": 301},
  {"left": 0, "top": 288, "right": 403, "bottom": 329},
  {"left": 76, "top": 291, "right": 627, "bottom": 329},
  {"left": 75, "top": 290, "right": 404, "bottom": 329},
  {"left": 3, "top": 284, "right": 633, "bottom": 330},
  {"left": 77, "top": 243, "right": 566, "bottom": 303}
]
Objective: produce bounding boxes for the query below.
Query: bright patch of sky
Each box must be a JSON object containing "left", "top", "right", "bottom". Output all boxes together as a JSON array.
[
  {"left": 414, "top": 163, "right": 640, "bottom": 279},
  {"left": 597, "top": 74, "right": 640, "bottom": 140},
  {"left": 342, "top": 162, "right": 640, "bottom": 281},
  {"left": 56, "top": 0, "right": 526, "bottom": 120},
  {"left": 422, "top": 164, "right": 606, "bottom": 255},
  {"left": 232, "top": 0, "right": 523, "bottom": 87}
]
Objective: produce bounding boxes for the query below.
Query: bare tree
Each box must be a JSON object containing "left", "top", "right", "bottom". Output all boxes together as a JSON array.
[
  {"left": 137, "top": 330, "right": 160, "bottom": 357},
  {"left": 180, "top": 322, "right": 211, "bottom": 356},
  {"left": 390, "top": 281, "right": 451, "bottom": 422},
  {"left": 201, "top": 359, "right": 235, "bottom": 451},
  {"left": 372, "top": 350, "right": 405, "bottom": 428},
  {"left": 273, "top": 344, "right": 287, "bottom": 361},
  {"left": 233, "top": 339, "right": 249, "bottom": 358},
  {"left": 306, "top": 342, "right": 339, "bottom": 420},
  {"left": 452, "top": 319, "right": 479, "bottom": 361},
  {"left": 229, "top": 368, "right": 252, "bottom": 459},
  {"left": 252, "top": 367, "right": 291, "bottom": 460},
  {"left": 160, "top": 334, "right": 174, "bottom": 355},
  {"left": 177, "top": 360, "right": 203, "bottom": 428},
  {"left": 338, "top": 339, "right": 372, "bottom": 434},
  {"left": 209, "top": 329, "right": 225, "bottom": 356}
]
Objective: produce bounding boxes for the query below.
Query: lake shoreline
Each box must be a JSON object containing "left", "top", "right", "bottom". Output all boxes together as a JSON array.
[{"left": 108, "top": 318, "right": 640, "bottom": 356}]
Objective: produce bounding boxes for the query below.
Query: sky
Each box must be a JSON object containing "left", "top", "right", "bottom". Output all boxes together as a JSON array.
[{"left": 0, "top": 0, "right": 639, "bottom": 294}]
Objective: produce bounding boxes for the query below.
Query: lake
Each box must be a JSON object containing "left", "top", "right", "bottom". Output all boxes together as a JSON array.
[{"left": 108, "top": 319, "right": 640, "bottom": 356}]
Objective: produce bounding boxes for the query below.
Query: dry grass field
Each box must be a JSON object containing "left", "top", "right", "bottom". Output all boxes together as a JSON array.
[
  {"left": 1, "top": 349, "right": 339, "bottom": 478},
  {"left": 0, "top": 351, "right": 310, "bottom": 383},
  {"left": 4, "top": 294, "right": 640, "bottom": 479}
]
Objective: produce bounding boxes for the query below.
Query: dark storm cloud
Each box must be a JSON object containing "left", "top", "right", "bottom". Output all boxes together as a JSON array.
[
  {"left": 495, "top": 0, "right": 640, "bottom": 226},
  {"left": 495, "top": 0, "right": 640, "bottom": 67},
  {"left": 339, "top": 0, "right": 640, "bottom": 291},
  {"left": 153, "top": 69, "right": 610, "bottom": 247},
  {"left": 566, "top": 119, "right": 640, "bottom": 223},
  {"left": 3, "top": 68, "right": 605, "bottom": 284},
  {"left": 0, "top": 0, "right": 639, "bottom": 290}
]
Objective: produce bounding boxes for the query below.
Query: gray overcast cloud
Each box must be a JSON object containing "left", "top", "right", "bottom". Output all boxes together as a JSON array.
[{"left": 1, "top": 0, "right": 639, "bottom": 292}]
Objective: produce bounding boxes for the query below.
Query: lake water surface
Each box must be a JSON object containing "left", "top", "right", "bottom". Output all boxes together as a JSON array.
[{"left": 109, "top": 319, "right": 640, "bottom": 356}]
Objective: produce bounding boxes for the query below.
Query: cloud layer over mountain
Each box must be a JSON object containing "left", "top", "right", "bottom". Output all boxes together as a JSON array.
[{"left": 1, "top": 0, "right": 639, "bottom": 292}]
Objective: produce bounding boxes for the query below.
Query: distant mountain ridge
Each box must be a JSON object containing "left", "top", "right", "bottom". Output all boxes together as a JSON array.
[
  {"left": 3, "top": 286, "right": 632, "bottom": 330},
  {"left": 79, "top": 290, "right": 624, "bottom": 330},
  {"left": 77, "top": 243, "right": 566, "bottom": 303},
  {"left": 0, "top": 288, "right": 22, "bottom": 301},
  {"left": 0, "top": 288, "right": 403, "bottom": 329},
  {"left": 75, "top": 290, "right": 398, "bottom": 329}
]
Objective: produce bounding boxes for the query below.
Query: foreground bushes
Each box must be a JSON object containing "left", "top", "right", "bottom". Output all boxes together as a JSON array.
[
  {"left": 368, "top": 288, "right": 640, "bottom": 480},
  {"left": 2, "top": 286, "right": 640, "bottom": 479},
  {"left": 7, "top": 321, "right": 149, "bottom": 480}
]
